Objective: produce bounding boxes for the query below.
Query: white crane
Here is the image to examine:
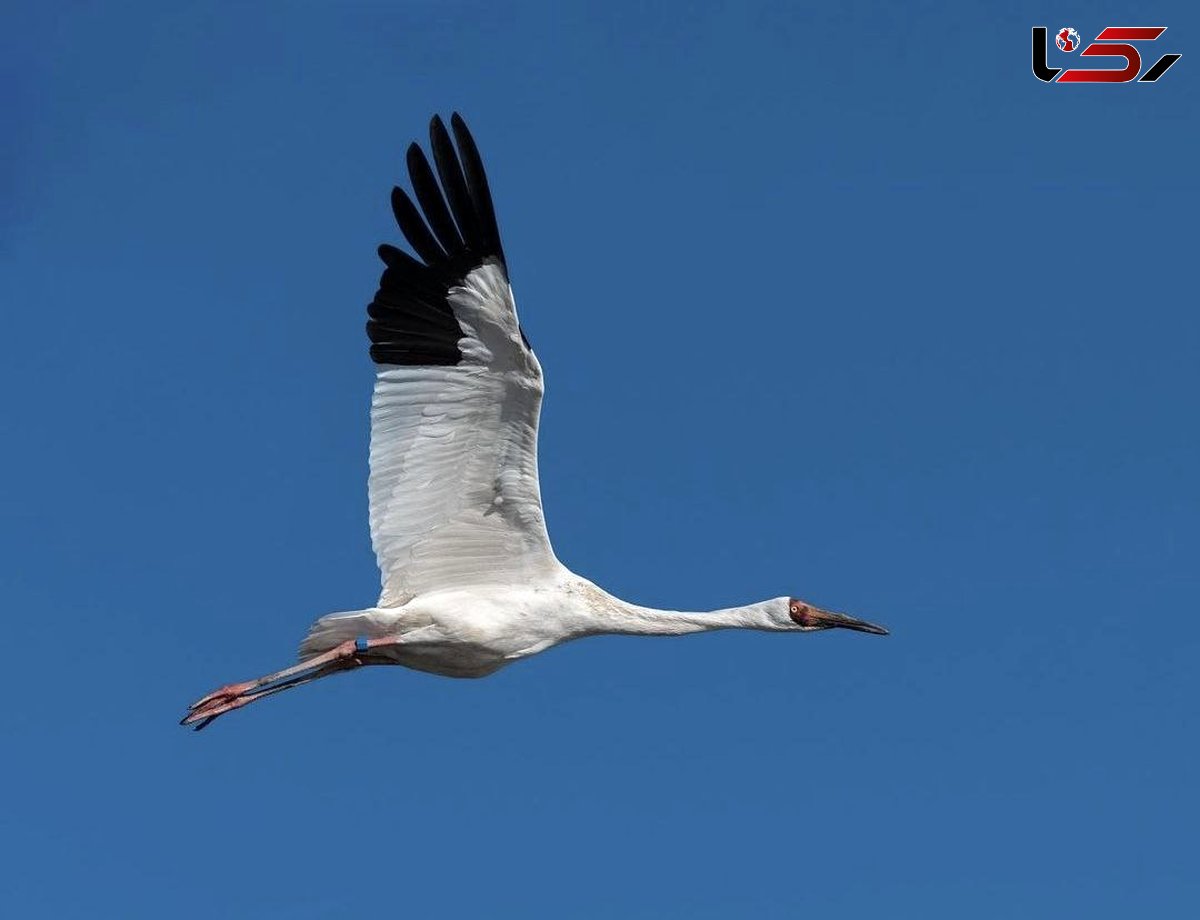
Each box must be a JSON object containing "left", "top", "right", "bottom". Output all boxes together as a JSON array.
[{"left": 182, "top": 113, "right": 887, "bottom": 730}]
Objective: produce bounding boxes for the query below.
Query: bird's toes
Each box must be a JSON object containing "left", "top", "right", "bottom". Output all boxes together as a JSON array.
[
  {"left": 180, "top": 693, "right": 251, "bottom": 728},
  {"left": 187, "top": 680, "right": 255, "bottom": 711}
]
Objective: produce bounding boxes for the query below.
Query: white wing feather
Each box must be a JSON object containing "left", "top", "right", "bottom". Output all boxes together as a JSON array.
[{"left": 368, "top": 262, "right": 558, "bottom": 605}]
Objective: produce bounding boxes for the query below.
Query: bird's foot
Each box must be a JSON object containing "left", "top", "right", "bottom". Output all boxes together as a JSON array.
[
  {"left": 182, "top": 683, "right": 260, "bottom": 730},
  {"left": 188, "top": 680, "right": 257, "bottom": 715}
]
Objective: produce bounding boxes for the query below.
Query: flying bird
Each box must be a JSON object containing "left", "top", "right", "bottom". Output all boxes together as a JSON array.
[{"left": 182, "top": 114, "right": 887, "bottom": 730}]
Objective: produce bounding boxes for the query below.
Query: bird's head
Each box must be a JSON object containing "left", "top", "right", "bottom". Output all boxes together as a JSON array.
[{"left": 777, "top": 597, "right": 889, "bottom": 635}]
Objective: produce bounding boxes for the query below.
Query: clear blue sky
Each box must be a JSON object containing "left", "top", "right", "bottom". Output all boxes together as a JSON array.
[{"left": 2, "top": 2, "right": 1196, "bottom": 917}]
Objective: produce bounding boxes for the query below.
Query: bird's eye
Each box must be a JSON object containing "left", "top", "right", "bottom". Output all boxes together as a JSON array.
[{"left": 790, "top": 603, "right": 801, "bottom": 614}]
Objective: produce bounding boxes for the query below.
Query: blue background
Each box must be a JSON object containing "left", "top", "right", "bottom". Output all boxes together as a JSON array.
[{"left": 2, "top": 2, "right": 1196, "bottom": 916}]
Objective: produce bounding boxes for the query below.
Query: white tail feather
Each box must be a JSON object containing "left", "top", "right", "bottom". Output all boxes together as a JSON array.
[{"left": 298, "top": 610, "right": 378, "bottom": 661}]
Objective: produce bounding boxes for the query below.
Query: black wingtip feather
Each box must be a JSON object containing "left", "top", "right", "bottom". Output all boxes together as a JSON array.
[
  {"left": 406, "top": 142, "right": 464, "bottom": 255},
  {"left": 428, "top": 114, "right": 484, "bottom": 261},
  {"left": 450, "top": 112, "right": 506, "bottom": 268},
  {"left": 390, "top": 186, "right": 448, "bottom": 266},
  {"left": 367, "top": 113, "right": 511, "bottom": 367}
]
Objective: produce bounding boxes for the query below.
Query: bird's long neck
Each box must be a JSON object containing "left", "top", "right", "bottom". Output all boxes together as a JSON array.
[{"left": 576, "top": 583, "right": 783, "bottom": 637}]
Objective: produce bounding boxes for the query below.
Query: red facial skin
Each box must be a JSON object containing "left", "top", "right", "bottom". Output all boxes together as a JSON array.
[{"left": 788, "top": 599, "right": 815, "bottom": 627}]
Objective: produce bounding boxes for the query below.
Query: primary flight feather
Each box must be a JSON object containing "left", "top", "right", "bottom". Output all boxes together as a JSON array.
[{"left": 182, "top": 113, "right": 887, "bottom": 730}]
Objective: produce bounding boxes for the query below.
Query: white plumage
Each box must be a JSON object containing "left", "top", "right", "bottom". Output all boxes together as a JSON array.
[
  {"left": 183, "top": 114, "right": 886, "bottom": 730},
  {"left": 367, "top": 263, "right": 552, "bottom": 607}
]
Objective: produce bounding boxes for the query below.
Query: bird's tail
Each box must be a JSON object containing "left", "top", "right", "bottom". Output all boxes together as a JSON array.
[{"left": 298, "top": 610, "right": 379, "bottom": 661}]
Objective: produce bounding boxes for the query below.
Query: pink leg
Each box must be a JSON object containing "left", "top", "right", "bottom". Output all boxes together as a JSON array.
[{"left": 181, "top": 637, "right": 395, "bottom": 730}]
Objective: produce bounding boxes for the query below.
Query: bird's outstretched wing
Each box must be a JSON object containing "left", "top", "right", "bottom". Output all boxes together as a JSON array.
[{"left": 366, "top": 114, "right": 558, "bottom": 606}]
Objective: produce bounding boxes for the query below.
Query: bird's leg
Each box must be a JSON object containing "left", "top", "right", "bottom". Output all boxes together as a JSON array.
[{"left": 181, "top": 637, "right": 392, "bottom": 730}]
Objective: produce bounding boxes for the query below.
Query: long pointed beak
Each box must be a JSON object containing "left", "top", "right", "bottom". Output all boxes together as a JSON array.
[{"left": 807, "top": 608, "right": 890, "bottom": 635}]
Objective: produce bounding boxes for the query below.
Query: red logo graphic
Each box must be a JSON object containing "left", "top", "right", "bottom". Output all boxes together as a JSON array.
[
  {"left": 1033, "top": 26, "right": 1181, "bottom": 82},
  {"left": 1056, "top": 28, "right": 1080, "bottom": 52}
]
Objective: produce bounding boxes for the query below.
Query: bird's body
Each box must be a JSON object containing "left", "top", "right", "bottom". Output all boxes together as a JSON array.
[
  {"left": 300, "top": 585, "right": 573, "bottom": 680},
  {"left": 182, "top": 114, "right": 886, "bottom": 730},
  {"left": 297, "top": 580, "right": 818, "bottom": 680}
]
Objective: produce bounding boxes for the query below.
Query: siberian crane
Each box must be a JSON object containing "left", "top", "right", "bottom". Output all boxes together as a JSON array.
[{"left": 182, "top": 114, "right": 887, "bottom": 730}]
